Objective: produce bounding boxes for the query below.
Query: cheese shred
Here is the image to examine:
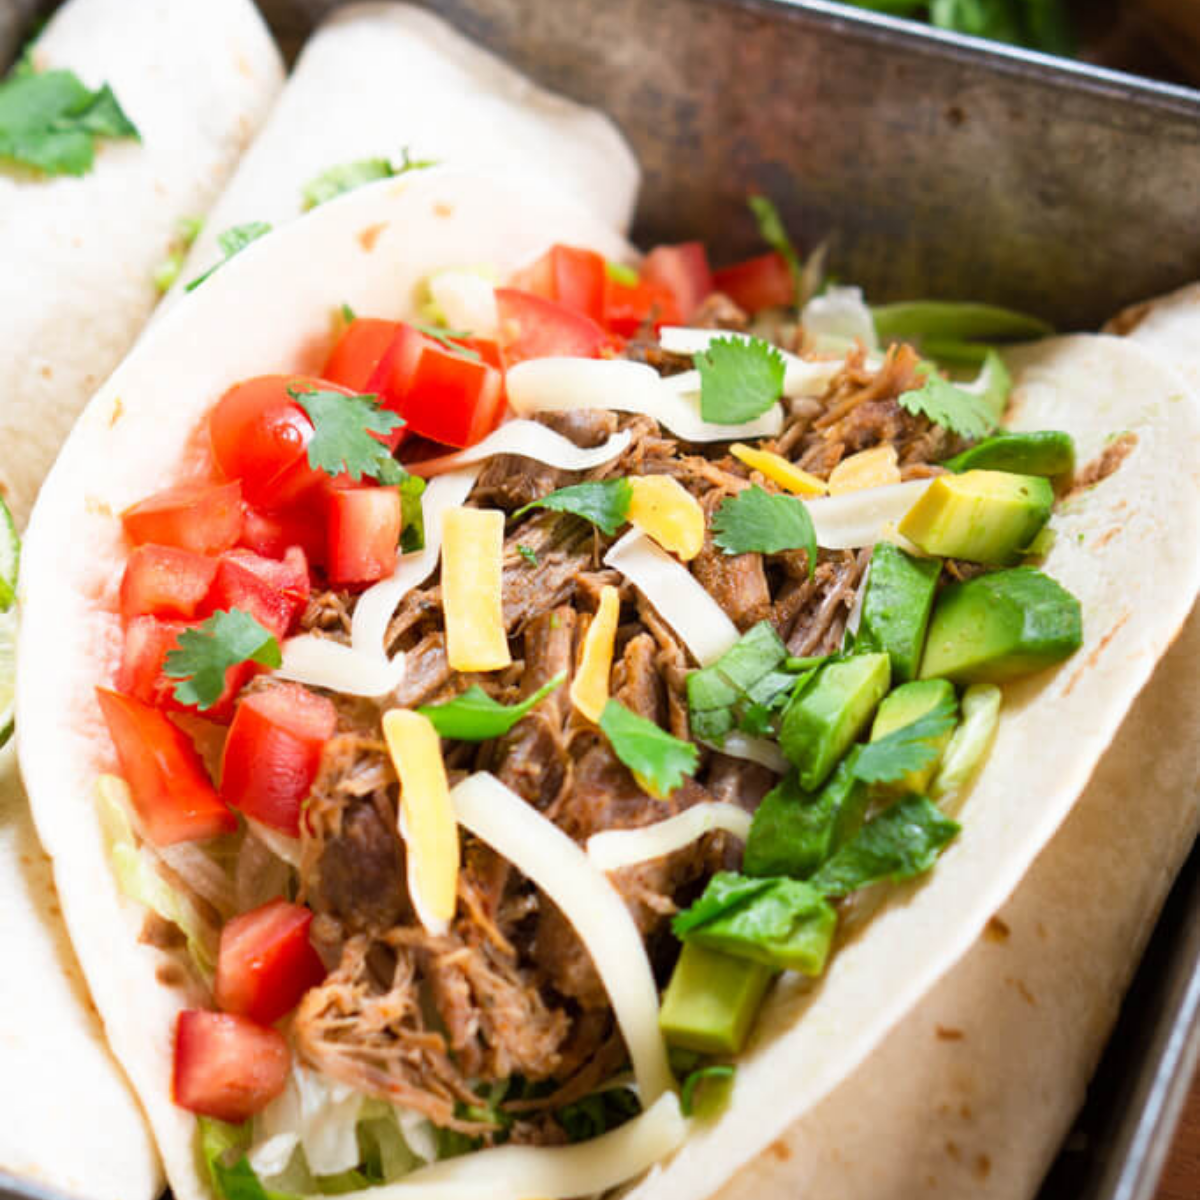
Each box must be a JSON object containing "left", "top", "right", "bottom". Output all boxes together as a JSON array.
[
  {"left": 570, "top": 584, "right": 620, "bottom": 723},
  {"left": 441, "top": 506, "right": 511, "bottom": 672}
]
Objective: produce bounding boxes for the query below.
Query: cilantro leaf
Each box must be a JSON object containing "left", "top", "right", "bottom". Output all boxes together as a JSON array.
[
  {"left": 517, "top": 544, "right": 539, "bottom": 566},
  {"left": 556, "top": 1088, "right": 641, "bottom": 1143},
  {"left": 289, "top": 386, "right": 404, "bottom": 482},
  {"left": 851, "top": 699, "right": 958, "bottom": 784},
  {"left": 301, "top": 147, "right": 438, "bottom": 209},
  {"left": 712, "top": 486, "right": 817, "bottom": 574},
  {"left": 419, "top": 672, "right": 565, "bottom": 741},
  {"left": 748, "top": 195, "right": 802, "bottom": 305},
  {"left": 185, "top": 221, "right": 272, "bottom": 292},
  {"left": 605, "top": 260, "right": 639, "bottom": 288},
  {"left": 599, "top": 699, "right": 698, "bottom": 799},
  {"left": 897, "top": 352, "right": 1009, "bottom": 440},
  {"left": 411, "top": 323, "right": 482, "bottom": 362},
  {"left": 694, "top": 337, "right": 785, "bottom": 425},
  {"left": 163, "top": 610, "right": 281, "bottom": 711},
  {"left": 514, "top": 479, "right": 632, "bottom": 536}
]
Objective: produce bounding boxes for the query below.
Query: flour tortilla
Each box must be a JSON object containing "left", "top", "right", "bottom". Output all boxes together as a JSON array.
[
  {"left": 164, "top": 0, "right": 639, "bottom": 308},
  {"left": 15, "top": 172, "right": 1200, "bottom": 1200},
  {"left": 1107, "top": 283, "right": 1200, "bottom": 395},
  {"left": 0, "top": 0, "right": 283, "bottom": 529}
]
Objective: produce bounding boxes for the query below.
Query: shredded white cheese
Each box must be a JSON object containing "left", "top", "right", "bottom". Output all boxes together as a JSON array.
[
  {"left": 803, "top": 478, "right": 934, "bottom": 550},
  {"left": 276, "top": 636, "right": 407, "bottom": 698},
  {"left": 587, "top": 802, "right": 753, "bottom": 871},
  {"left": 407, "top": 421, "right": 630, "bottom": 478},
  {"left": 709, "top": 731, "right": 790, "bottom": 776},
  {"left": 450, "top": 773, "right": 675, "bottom": 1105}
]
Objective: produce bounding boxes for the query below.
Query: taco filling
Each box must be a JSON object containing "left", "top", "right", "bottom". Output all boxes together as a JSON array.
[{"left": 89, "top": 223, "right": 1092, "bottom": 1191}]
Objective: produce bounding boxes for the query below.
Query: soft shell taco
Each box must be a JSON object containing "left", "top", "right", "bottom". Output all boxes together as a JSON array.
[{"left": 16, "top": 168, "right": 1199, "bottom": 1200}]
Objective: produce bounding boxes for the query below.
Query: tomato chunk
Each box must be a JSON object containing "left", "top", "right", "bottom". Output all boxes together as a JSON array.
[
  {"left": 323, "top": 317, "right": 401, "bottom": 392},
  {"left": 642, "top": 242, "right": 714, "bottom": 321},
  {"left": 325, "top": 487, "right": 402, "bottom": 586},
  {"left": 603, "top": 276, "right": 682, "bottom": 337},
  {"left": 214, "top": 900, "right": 327, "bottom": 1024},
  {"left": 712, "top": 251, "right": 794, "bottom": 313},
  {"left": 96, "top": 688, "right": 234, "bottom": 844},
  {"left": 240, "top": 503, "right": 325, "bottom": 566},
  {"left": 494, "top": 288, "right": 608, "bottom": 366},
  {"left": 122, "top": 482, "right": 244, "bottom": 556},
  {"left": 202, "top": 555, "right": 302, "bottom": 643},
  {"left": 119, "top": 546, "right": 217, "bottom": 624},
  {"left": 510, "top": 244, "right": 607, "bottom": 324},
  {"left": 173, "top": 1011, "right": 289, "bottom": 1123},
  {"left": 220, "top": 683, "right": 336, "bottom": 836},
  {"left": 224, "top": 547, "right": 310, "bottom": 608}
]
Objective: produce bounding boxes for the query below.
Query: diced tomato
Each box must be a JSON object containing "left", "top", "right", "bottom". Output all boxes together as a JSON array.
[
  {"left": 214, "top": 900, "right": 327, "bottom": 1024},
  {"left": 240, "top": 503, "right": 325, "bottom": 566},
  {"left": 642, "top": 242, "right": 714, "bottom": 321},
  {"left": 122, "top": 482, "right": 244, "bottom": 556},
  {"left": 494, "top": 288, "right": 609, "bottom": 366},
  {"left": 603, "top": 276, "right": 682, "bottom": 337},
  {"left": 220, "top": 683, "right": 336, "bottom": 836},
  {"left": 510, "top": 244, "right": 607, "bottom": 324},
  {"left": 322, "top": 318, "right": 401, "bottom": 392},
  {"left": 119, "top": 546, "right": 217, "bottom": 624},
  {"left": 173, "top": 1011, "right": 289, "bottom": 1123},
  {"left": 223, "top": 547, "right": 311, "bottom": 610},
  {"left": 96, "top": 687, "right": 234, "bottom": 845},
  {"left": 712, "top": 251, "right": 794, "bottom": 313},
  {"left": 456, "top": 335, "right": 503, "bottom": 371},
  {"left": 202, "top": 549, "right": 308, "bottom": 642},
  {"left": 367, "top": 324, "right": 505, "bottom": 449},
  {"left": 325, "top": 487, "right": 401, "bottom": 586}
]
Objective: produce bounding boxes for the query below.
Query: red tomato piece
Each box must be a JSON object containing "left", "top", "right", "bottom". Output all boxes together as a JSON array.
[
  {"left": 325, "top": 487, "right": 401, "bottom": 586},
  {"left": 603, "top": 276, "right": 682, "bottom": 337},
  {"left": 239, "top": 504, "right": 325, "bottom": 566},
  {"left": 173, "top": 1011, "right": 289, "bottom": 1124},
  {"left": 220, "top": 683, "right": 336, "bottom": 836},
  {"left": 712, "top": 251, "right": 794, "bottom": 313},
  {"left": 642, "top": 242, "right": 714, "bottom": 321},
  {"left": 224, "top": 547, "right": 310, "bottom": 610},
  {"left": 214, "top": 900, "right": 327, "bottom": 1024},
  {"left": 510, "top": 244, "right": 607, "bottom": 324},
  {"left": 322, "top": 318, "right": 401, "bottom": 392},
  {"left": 119, "top": 546, "right": 218, "bottom": 624},
  {"left": 494, "top": 288, "right": 608, "bottom": 366},
  {"left": 203, "top": 549, "right": 309, "bottom": 643},
  {"left": 122, "top": 482, "right": 244, "bottom": 556},
  {"left": 96, "top": 687, "right": 234, "bottom": 845}
]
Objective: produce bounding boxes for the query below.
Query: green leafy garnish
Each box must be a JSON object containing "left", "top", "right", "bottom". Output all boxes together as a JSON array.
[
  {"left": 419, "top": 672, "right": 565, "bottom": 741},
  {"left": 289, "top": 386, "right": 404, "bottom": 482},
  {"left": 844, "top": 0, "right": 1073, "bottom": 53},
  {"left": 851, "top": 697, "right": 958, "bottom": 784},
  {"left": 599, "top": 699, "right": 699, "bottom": 798},
  {"left": 301, "top": 148, "right": 437, "bottom": 209},
  {"left": 517, "top": 544, "right": 539, "bottom": 566},
  {"left": 340, "top": 301, "right": 357, "bottom": 324},
  {"left": 711, "top": 486, "right": 817, "bottom": 573},
  {"left": 896, "top": 353, "right": 1008, "bottom": 440},
  {"left": 198, "top": 1117, "right": 274, "bottom": 1200},
  {"left": 397, "top": 472, "right": 426, "bottom": 554},
  {"left": 694, "top": 337, "right": 785, "bottom": 425},
  {"left": 152, "top": 215, "right": 204, "bottom": 293},
  {"left": 809, "top": 795, "right": 960, "bottom": 897},
  {"left": 185, "top": 221, "right": 272, "bottom": 292},
  {"left": 0, "top": 62, "right": 138, "bottom": 176},
  {"left": 748, "top": 195, "right": 802, "bottom": 305},
  {"left": 163, "top": 610, "right": 281, "bottom": 711},
  {"left": 680, "top": 1065, "right": 736, "bottom": 1119},
  {"left": 556, "top": 1088, "right": 642, "bottom": 1143},
  {"left": 411, "top": 323, "right": 482, "bottom": 362},
  {"left": 605, "top": 260, "right": 639, "bottom": 288},
  {"left": 514, "top": 478, "right": 632, "bottom": 536}
]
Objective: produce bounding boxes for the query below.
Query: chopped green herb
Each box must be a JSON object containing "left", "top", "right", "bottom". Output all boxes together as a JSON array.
[
  {"left": 411, "top": 323, "right": 482, "bottom": 362},
  {"left": 185, "top": 221, "right": 272, "bottom": 292},
  {"left": 712, "top": 486, "right": 817, "bottom": 573},
  {"left": 687, "top": 621, "right": 793, "bottom": 744},
  {"left": 517, "top": 544, "right": 539, "bottom": 566},
  {"left": 680, "top": 1065, "right": 736, "bottom": 1118},
  {"left": 599, "top": 699, "right": 698, "bottom": 799},
  {"left": 605, "top": 260, "right": 640, "bottom": 288},
  {"left": 897, "top": 352, "right": 1008, "bottom": 440},
  {"left": 340, "top": 301, "right": 357, "bottom": 324},
  {"left": 301, "top": 147, "right": 437, "bottom": 209},
  {"left": 851, "top": 696, "right": 958, "bottom": 784},
  {"left": 514, "top": 478, "right": 632, "bottom": 536},
  {"left": 163, "top": 610, "right": 280, "bottom": 712},
  {"left": 289, "top": 386, "right": 404, "bottom": 482},
  {"left": 694, "top": 337, "right": 785, "bottom": 425},
  {"left": 556, "top": 1088, "right": 642, "bottom": 1142},
  {"left": 748, "top": 195, "right": 802, "bottom": 305},
  {"left": 419, "top": 672, "right": 565, "bottom": 741},
  {"left": 152, "top": 215, "right": 204, "bottom": 294},
  {"left": 379, "top": 467, "right": 427, "bottom": 554},
  {"left": 197, "top": 1117, "right": 275, "bottom": 1200}
]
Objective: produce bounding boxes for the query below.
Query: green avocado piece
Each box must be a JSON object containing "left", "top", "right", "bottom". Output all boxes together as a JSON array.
[
  {"left": 856, "top": 542, "right": 942, "bottom": 683},
  {"left": 898, "top": 470, "right": 1053, "bottom": 565},
  {"left": 942, "top": 431, "right": 1076, "bottom": 478},
  {"left": 870, "top": 679, "right": 958, "bottom": 794},
  {"left": 780, "top": 652, "right": 891, "bottom": 791},
  {"left": 658, "top": 942, "right": 775, "bottom": 1055},
  {"left": 919, "top": 567, "right": 1083, "bottom": 684}
]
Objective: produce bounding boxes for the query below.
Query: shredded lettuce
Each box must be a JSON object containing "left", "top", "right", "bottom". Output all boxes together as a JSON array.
[
  {"left": 801, "top": 286, "right": 879, "bottom": 353},
  {"left": 930, "top": 683, "right": 1001, "bottom": 807}
]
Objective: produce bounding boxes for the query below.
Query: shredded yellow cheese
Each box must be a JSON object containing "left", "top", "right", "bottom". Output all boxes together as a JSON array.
[
  {"left": 382, "top": 709, "right": 459, "bottom": 935},
  {"left": 827, "top": 443, "right": 901, "bottom": 495},
  {"left": 570, "top": 585, "right": 620, "bottom": 723},
  {"left": 731, "top": 443, "right": 827, "bottom": 496},
  {"left": 627, "top": 475, "right": 705, "bottom": 561},
  {"left": 441, "top": 506, "right": 512, "bottom": 672}
]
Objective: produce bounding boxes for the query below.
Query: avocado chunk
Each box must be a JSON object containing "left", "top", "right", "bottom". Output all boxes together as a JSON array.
[
  {"left": 898, "top": 469, "right": 1053, "bottom": 565},
  {"left": 869, "top": 679, "right": 958, "bottom": 794},
  {"left": 856, "top": 542, "right": 942, "bottom": 683},
  {"left": 659, "top": 941, "right": 775, "bottom": 1055},
  {"left": 919, "top": 567, "right": 1082, "bottom": 684},
  {"left": 780, "top": 652, "right": 891, "bottom": 791},
  {"left": 942, "top": 431, "right": 1075, "bottom": 478}
]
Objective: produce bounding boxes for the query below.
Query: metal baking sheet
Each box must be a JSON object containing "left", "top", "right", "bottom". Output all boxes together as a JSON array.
[{"left": 3, "top": 2, "right": 1200, "bottom": 1198}]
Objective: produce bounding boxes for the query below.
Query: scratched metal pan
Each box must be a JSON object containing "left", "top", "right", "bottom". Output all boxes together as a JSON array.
[{"left": 2, "top": 2, "right": 1199, "bottom": 1200}]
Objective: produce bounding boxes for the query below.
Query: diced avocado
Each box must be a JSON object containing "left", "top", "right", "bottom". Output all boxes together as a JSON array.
[
  {"left": 780, "top": 652, "right": 891, "bottom": 791},
  {"left": 942, "top": 431, "right": 1075, "bottom": 478},
  {"left": 659, "top": 942, "right": 775, "bottom": 1056},
  {"left": 870, "top": 679, "right": 958, "bottom": 794},
  {"left": 856, "top": 542, "right": 942, "bottom": 683},
  {"left": 743, "top": 756, "right": 869, "bottom": 880},
  {"left": 898, "top": 470, "right": 1054, "bottom": 565},
  {"left": 919, "top": 567, "right": 1082, "bottom": 684}
]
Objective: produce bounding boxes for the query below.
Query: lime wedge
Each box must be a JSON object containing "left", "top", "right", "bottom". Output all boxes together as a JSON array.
[
  {"left": 0, "top": 608, "right": 15, "bottom": 749},
  {"left": 0, "top": 496, "right": 18, "bottom": 611}
]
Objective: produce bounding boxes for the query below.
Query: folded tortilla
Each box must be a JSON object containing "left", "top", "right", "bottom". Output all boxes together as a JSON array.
[
  {"left": 1107, "top": 283, "right": 1200, "bottom": 394},
  {"left": 166, "top": 0, "right": 639, "bottom": 304},
  {"left": 0, "top": 0, "right": 284, "bottom": 528},
  {"left": 15, "top": 170, "right": 1199, "bottom": 1200}
]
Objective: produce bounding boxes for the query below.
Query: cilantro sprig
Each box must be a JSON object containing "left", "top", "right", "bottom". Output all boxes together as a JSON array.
[
  {"left": 711, "top": 486, "right": 817, "bottom": 575},
  {"left": 411, "top": 323, "right": 482, "bottom": 362},
  {"left": 419, "top": 672, "right": 565, "bottom": 742},
  {"left": 599, "top": 700, "right": 699, "bottom": 799},
  {"left": 300, "top": 147, "right": 438, "bottom": 209},
  {"left": 748, "top": 195, "right": 802, "bottom": 305},
  {"left": 185, "top": 222, "right": 272, "bottom": 292},
  {"left": 514, "top": 479, "right": 632, "bottom": 536},
  {"left": 851, "top": 697, "right": 958, "bottom": 784},
  {"left": 289, "top": 386, "right": 404, "bottom": 482},
  {"left": 163, "top": 610, "right": 280, "bottom": 711},
  {"left": 694, "top": 338, "right": 785, "bottom": 425},
  {"left": 897, "top": 352, "right": 1009, "bottom": 440}
]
